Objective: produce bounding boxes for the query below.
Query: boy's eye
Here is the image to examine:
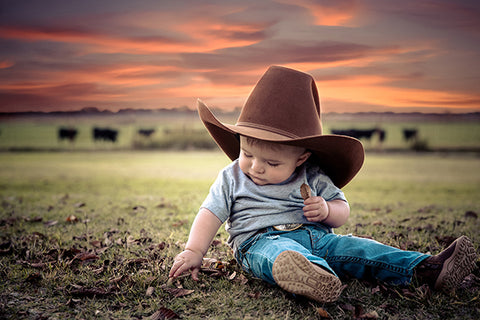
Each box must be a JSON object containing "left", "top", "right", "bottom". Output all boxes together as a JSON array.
[
  {"left": 267, "top": 162, "right": 280, "bottom": 167},
  {"left": 243, "top": 151, "right": 252, "bottom": 158}
]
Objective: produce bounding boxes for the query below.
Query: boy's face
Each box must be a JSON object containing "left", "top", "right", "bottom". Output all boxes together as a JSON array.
[{"left": 239, "top": 136, "right": 311, "bottom": 185}]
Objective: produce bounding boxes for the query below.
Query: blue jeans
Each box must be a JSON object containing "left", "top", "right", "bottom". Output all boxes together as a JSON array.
[{"left": 235, "top": 225, "right": 429, "bottom": 286}]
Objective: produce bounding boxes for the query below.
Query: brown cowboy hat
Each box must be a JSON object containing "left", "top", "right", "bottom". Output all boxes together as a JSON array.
[{"left": 198, "top": 65, "right": 364, "bottom": 188}]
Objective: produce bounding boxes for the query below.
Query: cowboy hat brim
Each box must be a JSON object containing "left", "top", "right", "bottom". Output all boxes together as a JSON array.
[{"left": 198, "top": 99, "right": 364, "bottom": 188}]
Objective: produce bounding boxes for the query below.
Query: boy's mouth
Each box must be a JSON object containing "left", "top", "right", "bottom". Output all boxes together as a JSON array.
[{"left": 248, "top": 174, "right": 266, "bottom": 185}]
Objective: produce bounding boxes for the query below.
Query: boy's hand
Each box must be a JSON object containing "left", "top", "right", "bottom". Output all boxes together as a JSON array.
[
  {"left": 303, "top": 196, "right": 329, "bottom": 222},
  {"left": 169, "top": 249, "right": 204, "bottom": 281}
]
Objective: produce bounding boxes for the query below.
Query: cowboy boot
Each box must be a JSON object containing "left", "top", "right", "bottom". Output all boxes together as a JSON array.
[
  {"left": 414, "top": 236, "right": 477, "bottom": 292},
  {"left": 272, "top": 250, "right": 342, "bottom": 303}
]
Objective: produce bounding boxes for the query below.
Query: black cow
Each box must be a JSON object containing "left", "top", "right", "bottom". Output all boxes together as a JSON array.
[
  {"left": 377, "top": 129, "right": 386, "bottom": 143},
  {"left": 93, "top": 127, "right": 118, "bottom": 143},
  {"left": 403, "top": 129, "right": 418, "bottom": 142},
  {"left": 58, "top": 127, "right": 78, "bottom": 142},
  {"left": 331, "top": 128, "right": 379, "bottom": 142},
  {"left": 138, "top": 129, "right": 155, "bottom": 137}
]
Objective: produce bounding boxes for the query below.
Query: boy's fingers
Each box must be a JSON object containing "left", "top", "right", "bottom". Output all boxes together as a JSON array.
[
  {"left": 170, "top": 258, "right": 187, "bottom": 278},
  {"left": 191, "top": 268, "right": 200, "bottom": 281}
]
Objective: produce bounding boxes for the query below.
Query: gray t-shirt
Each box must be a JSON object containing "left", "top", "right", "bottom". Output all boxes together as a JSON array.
[{"left": 200, "top": 159, "right": 347, "bottom": 252}]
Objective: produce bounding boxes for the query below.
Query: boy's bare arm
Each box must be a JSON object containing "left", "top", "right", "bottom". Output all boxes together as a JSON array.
[
  {"left": 169, "top": 208, "right": 222, "bottom": 280},
  {"left": 303, "top": 198, "right": 350, "bottom": 228}
]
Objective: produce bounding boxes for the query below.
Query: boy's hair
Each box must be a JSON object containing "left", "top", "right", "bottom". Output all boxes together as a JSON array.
[{"left": 241, "top": 135, "right": 307, "bottom": 154}]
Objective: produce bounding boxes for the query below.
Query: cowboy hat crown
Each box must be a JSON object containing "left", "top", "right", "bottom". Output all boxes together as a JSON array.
[{"left": 197, "top": 65, "right": 364, "bottom": 188}]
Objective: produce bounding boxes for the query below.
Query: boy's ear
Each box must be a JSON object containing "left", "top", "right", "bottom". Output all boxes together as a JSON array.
[{"left": 296, "top": 151, "right": 312, "bottom": 167}]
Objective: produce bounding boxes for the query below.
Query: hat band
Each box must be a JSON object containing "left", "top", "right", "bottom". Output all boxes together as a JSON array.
[{"left": 236, "top": 122, "right": 300, "bottom": 139}]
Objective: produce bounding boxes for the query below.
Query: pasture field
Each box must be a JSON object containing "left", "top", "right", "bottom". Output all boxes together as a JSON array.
[
  {"left": 0, "top": 150, "right": 479, "bottom": 319},
  {"left": 1, "top": 112, "right": 479, "bottom": 152}
]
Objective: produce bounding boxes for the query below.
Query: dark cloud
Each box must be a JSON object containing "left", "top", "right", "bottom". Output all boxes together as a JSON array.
[
  {"left": 0, "top": 0, "right": 478, "bottom": 113},
  {"left": 182, "top": 40, "right": 373, "bottom": 71},
  {"left": 372, "top": 0, "right": 480, "bottom": 35}
]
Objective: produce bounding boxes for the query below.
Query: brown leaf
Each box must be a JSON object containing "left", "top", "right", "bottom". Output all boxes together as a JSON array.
[
  {"left": 161, "top": 285, "right": 194, "bottom": 298},
  {"left": 44, "top": 220, "right": 58, "bottom": 227},
  {"left": 172, "top": 219, "right": 188, "bottom": 227},
  {"left": 235, "top": 273, "right": 249, "bottom": 285},
  {"left": 300, "top": 183, "right": 311, "bottom": 200},
  {"left": 132, "top": 205, "right": 147, "bottom": 213},
  {"left": 69, "top": 252, "right": 99, "bottom": 265},
  {"left": 66, "top": 215, "right": 79, "bottom": 223},
  {"left": 74, "top": 202, "right": 85, "bottom": 208},
  {"left": 91, "top": 265, "right": 104, "bottom": 274},
  {"left": 317, "top": 307, "right": 330, "bottom": 318},
  {"left": 90, "top": 240, "right": 102, "bottom": 248},
  {"left": 126, "top": 258, "right": 148, "bottom": 266},
  {"left": 340, "top": 303, "right": 355, "bottom": 312},
  {"left": 109, "top": 274, "right": 126, "bottom": 284},
  {"left": 70, "top": 286, "right": 111, "bottom": 297},
  {"left": 25, "top": 272, "right": 41, "bottom": 283},
  {"left": 147, "top": 307, "right": 180, "bottom": 320},
  {"left": 358, "top": 310, "right": 379, "bottom": 319},
  {"left": 24, "top": 216, "right": 43, "bottom": 223},
  {"left": 146, "top": 286, "right": 155, "bottom": 296},
  {"left": 148, "top": 242, "right": 166, "bottom": 251},
  {"left": 29, "top": 262, "right": 49, "bottom": 268}
]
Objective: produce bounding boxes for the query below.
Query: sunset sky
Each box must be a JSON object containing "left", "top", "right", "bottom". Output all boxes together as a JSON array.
[{"left": 1, "top": 0, "right": 479, "bottom": 114}]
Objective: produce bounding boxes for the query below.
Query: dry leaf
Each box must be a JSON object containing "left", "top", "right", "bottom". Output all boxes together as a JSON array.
[
  {"left": 70, "top": 252, "right": 99, "bottom": 265},
  {"left": 317, "top": 307, "right": 330, "bottom": 318},
  {"left": 74, "top": 202, "right": 85, "bottom": 208},
  {"left": 90, "top": 240, "right": 102, "bottom": 248},
  {"left": 109, "top": 275, "right": 125, "bottom": 284},
  {"left": 300, "top": 183, "right": 311, "bottom": 200},
  {"left": 24, "top": 216, "right": 42, "bottom": 223},
  {"left": 358, "top": 310, "right": 379, "bottom": 319},
  {"left": 44, "top": 220, "right": 58, "bottom": 227},
  {"left": 236, "top": 273, "right": 249, "bottom": 285},
  {"left": 162, "top": 286, "right": 194, "bottom": 298},
  {"left": 70, "top": 286, "right": 111, "bottom": 297},
  {"left": 147, "top": 307, "right": 180, "bottom": 320},
  {"left": 66, "top": 215, "right": 79, "bottom": 223},
  {"left": 146, "top": 286, "right": 155, "bottom": 296},
  {"left": 25, "top": 272, "right": 41, "bottom": 283}
]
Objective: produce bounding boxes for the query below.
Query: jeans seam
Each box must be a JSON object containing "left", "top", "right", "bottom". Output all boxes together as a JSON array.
[{"left": 327, "top": 256, "right": 407, "bottom": 274}]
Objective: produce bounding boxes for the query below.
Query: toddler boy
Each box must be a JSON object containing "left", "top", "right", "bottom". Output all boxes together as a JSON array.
[{"left": 169, "top": 66, "right": 477, "bottom": 303}]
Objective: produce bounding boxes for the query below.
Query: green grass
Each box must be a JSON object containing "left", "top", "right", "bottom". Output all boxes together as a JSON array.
[
  {"left": 0, "top": 151, "right": 479, "bottom": 319},
  {"left": 1, "top": 113, "right": 479, "bottom": 152}
]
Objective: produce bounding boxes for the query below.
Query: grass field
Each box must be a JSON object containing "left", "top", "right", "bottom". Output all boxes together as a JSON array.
[
  {"left": 0, "top": 150, "right": 479, "bottom": 319},
  {"left": 1, "top": 112, "right": 479, "bottom": 152}
]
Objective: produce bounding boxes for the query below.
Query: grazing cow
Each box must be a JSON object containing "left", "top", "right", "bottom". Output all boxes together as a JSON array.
[
  {"left": 403, "top": 129, "right": 418, "bottom": 142},
  {"left": 331, "top": 128, "right": 379, "bottom": 142},
  {"left": 58, "top": 127, "right": 78, "bottom": 142},
  {"left": 138, "top": 129, "right": 155, "bottom": 137},
  {"left": 377, "top": 129, "right": 386, "bottom": 143},
  {"left": 93, "top": 127, "right": 118, "bottom": 143}
]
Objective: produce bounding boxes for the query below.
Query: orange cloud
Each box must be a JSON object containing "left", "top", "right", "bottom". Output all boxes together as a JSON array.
[
  {"left": 321, "top": 77, "right": 480, "bottom": 111},
  {"left": 277, "top": 0, "right": 358, "bottom": 26},
  {"left": 0, "top": 22, "right": 263, "bottom": 55},
  {"left": 0, "top": 60, "right": 15, "bottom": 69}
]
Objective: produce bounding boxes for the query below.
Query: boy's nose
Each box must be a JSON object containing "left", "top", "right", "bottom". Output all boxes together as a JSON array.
[{"left": 251, "top": 159, "right": 265, "bottom": 173}]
